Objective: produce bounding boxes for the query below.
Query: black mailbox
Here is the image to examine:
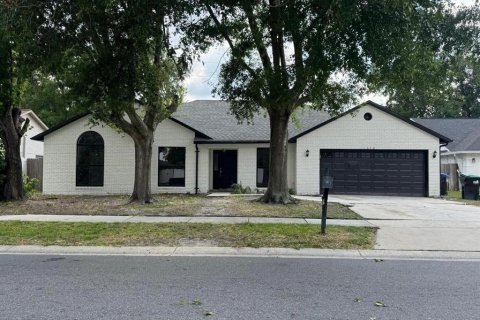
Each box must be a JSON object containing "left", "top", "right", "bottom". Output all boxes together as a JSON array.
[
  {"left": 320, "top": 168, "right": 333, "bottom": 235},
  {"left": 321, "top": 168, "right": 334, "bottom": 189}
]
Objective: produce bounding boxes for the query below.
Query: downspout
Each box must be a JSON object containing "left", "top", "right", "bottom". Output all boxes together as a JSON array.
[
  {"left": 195, "top": 143, "right": 199, "bottom": 194},
  {"left": 439, "top": 142, "right": 448, "bottom": 195},
  {"left": 439, "top": 142, "right": 448, "bottom": 173}
]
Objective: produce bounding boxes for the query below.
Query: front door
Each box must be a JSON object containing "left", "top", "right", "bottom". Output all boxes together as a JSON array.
[{"left": 213, "top": 150, "right": 238, "bottom": 189}]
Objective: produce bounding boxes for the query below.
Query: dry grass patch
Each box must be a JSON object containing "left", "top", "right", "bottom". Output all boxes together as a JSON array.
[
  {"left": 0, "top": 221, "right": 375, "bottom": 249},
  {"left": 207, "top": 196, "right": 361, "bottom": 219},
  {"left": 0, "top": 194, "right": 361, "bottom": 219},
  {"left": 0, "top": 194, "right": 203, "bottom": 216}
]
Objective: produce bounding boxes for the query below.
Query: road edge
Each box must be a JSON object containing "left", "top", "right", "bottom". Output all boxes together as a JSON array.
[{"left": 1, "top": 245, "right": 480, "bottom": 261}]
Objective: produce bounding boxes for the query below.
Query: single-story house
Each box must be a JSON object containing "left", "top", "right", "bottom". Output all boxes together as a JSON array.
[
  {"left": 20, "top": 109, "right": 48, "bottom": 174},
  {"left": 32, "top": 100, "right": 450, "bottom": 197},
  {"left": 414, "top": 118, "right": 480, "bottom": 190}
]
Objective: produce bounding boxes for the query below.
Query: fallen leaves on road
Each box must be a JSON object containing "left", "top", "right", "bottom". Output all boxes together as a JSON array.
[{"left": 375, "top": 301, "right": 387, "bottom": 307}]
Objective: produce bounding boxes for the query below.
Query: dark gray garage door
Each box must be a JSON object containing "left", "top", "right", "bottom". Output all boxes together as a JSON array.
[{"left": 320, "top": 149, "right": 427, "bottom": 196}]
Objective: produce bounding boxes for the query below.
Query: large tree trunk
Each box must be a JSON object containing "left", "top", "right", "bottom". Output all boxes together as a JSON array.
[
  {"left": 0, "top": 115, "right": 24, "bottom": 201},
  {"left": 259, "top": 109, "right": 295, "bottom": 204},
  {"left": 130, "top": 134, "right": 153, "bottom": 204}
]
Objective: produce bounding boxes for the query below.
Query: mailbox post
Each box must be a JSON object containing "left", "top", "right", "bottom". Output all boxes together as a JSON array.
[{"left": 321, "top": 168, "right": 334, "bottom": 235}]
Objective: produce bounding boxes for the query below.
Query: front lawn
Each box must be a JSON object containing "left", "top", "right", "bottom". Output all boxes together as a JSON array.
[
  {"left": 0, "top": 221, "right": 375, "bottom": 249},
  {"left": 0, "top": 194, "right": 362, "bottom": 219}
]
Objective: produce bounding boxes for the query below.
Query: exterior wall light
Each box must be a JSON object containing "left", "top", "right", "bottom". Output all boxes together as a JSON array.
[
  {"left": 473, "top": 158, "right": 476, "bottom": 163},
  {"left": 433, "top": 150, "right": 437, "bottom": 158},
  {"left": 305, "top": 149, "right": 310, "bottom": 157}
]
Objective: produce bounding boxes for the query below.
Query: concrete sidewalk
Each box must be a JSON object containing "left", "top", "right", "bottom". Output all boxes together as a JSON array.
[
  {"left": 3, "top": 213, "right": 480, "bottom": 258},
  {"left": 1, "top": 245, "right": 480, "bottom": 261},
  {"left": 0, "top": 214, "right": 373, "bottom": 227}
]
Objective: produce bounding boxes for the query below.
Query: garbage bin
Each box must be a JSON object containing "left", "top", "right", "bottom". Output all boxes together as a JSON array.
[
  {"left": 440, "top": 173, "right": 448, "bottom": 196},
  {"left": 460, "top": 174, "right": 480, "bottom": 200}
]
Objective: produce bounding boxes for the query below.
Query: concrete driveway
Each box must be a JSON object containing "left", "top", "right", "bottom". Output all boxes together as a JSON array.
[{"left": 297, "top": 195, "right": 480, "bottom": 251}]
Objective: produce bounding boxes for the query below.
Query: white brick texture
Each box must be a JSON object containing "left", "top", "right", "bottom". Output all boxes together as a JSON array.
[
  {"left": 43, "top": 104, "right": 441, "bottom": 197},
  {"left": 44, "top": 116, "right": 196, "bottom": 195},
  {"left": 197, "top": 143, "right": 296, "bottom": 192},
  {"left": 43, "top": 116, "right": 296, "bottom": 195},
  {"left": 296, "top": 104, "right": 441, "bottom": 196}
]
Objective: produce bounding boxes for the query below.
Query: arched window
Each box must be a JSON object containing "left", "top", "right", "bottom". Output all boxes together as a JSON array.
[{"left": 76, "top": 131, "right": 104, "bottom": 187}]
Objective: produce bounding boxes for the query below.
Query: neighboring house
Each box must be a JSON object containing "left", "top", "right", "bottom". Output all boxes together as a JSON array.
[
  {"left": 32, "top": 101, "right": 450, "bottom": 197},
  {"left": 20, "top": 109, "right": 48, "bottom": 174},
  {"left": 414, "top": 118, "right": 480, "bottom": 190}
]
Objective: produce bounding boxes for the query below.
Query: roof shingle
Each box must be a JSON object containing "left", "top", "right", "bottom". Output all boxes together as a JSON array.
[
  {"left": 171, "top": 100, "right": 331, "bottom": 142},
  {"left": 414, "top": 118, "right": 480, "bottom": 152}
]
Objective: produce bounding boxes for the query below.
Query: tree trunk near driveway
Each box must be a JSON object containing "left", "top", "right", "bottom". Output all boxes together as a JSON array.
[{"left": 259, "top": 108, "right": 295, "bottom": 204}]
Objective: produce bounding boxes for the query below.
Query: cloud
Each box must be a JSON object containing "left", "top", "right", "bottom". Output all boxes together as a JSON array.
[{"left": 183, "top": 45, "right": 229, "bottom": 102}]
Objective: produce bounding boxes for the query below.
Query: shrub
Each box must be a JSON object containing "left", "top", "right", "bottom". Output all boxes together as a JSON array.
[
  {"left": 23, "top": 175, "right": 39, "bottom": 198},
  {"left": 288, "top": 188, "right": 296, "bottom": 195},
  {"left": 231, "top": 183, "right": 253, "bottom": 194}
]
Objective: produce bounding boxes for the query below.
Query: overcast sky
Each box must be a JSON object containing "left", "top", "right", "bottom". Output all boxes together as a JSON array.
[{"left": 183, "top": 0, "right": 477, "bottom": 105}]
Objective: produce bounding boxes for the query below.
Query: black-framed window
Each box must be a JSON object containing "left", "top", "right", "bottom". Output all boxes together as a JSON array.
[
  {"left": 158, "top": 147, "right": 186, "bottom": 187},
  {"left": 257, "top": 148, "right": 270, "bottom": 187},
  {"left": 76, "top": 131, "right": 104, "bottom": 187}
]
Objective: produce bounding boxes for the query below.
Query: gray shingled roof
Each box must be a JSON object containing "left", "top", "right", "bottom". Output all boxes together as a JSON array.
[
  {"left": 414, "top": 118, "right": 480, "bottom": 152},
  {"left": 171, "top": 100, "right": 331, "bottom": 142},
  {"left": 33, "top": 99, "right": 451, "bottom": 144}
]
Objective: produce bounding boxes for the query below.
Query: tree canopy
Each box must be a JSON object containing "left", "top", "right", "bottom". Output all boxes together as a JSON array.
[
  {"left": 34, "top": 0, "right": 194, "bottom": 203},
  {"left": 184, "top": 0, "right": 478, "bottom": 203},
  {"left": 385, "top": 4, "right": 480, "bottom": 118},
  {"left": 0, "top": 0, "right": 49, "bottom": 200},
  {"left": 21, "top": 73, "right": 85, "bottom": 127}
]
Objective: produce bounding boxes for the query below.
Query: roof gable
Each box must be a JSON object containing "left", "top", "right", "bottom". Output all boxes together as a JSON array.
[
  {"left": 31, "top": 112, "right": 212, "bottom": 141},
  {"left": 289, "top": 101, "right": 451, "bottom": 143},
  {"left": 32, "top": 100, "right": 450, "bottom": 144},
  {"left": 31, "top": 113, "right": 90, "bottom": 141},
  {"left": 21, "top": 109, "right": 49, "bottom": 131}
]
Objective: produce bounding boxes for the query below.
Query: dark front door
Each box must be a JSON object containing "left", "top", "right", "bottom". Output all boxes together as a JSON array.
[
  {"left": 320, "top": 149, "right": 427, "bottom": 196},
  {"left": 213, "top": 150, "right": 238, "bottom": 189}
]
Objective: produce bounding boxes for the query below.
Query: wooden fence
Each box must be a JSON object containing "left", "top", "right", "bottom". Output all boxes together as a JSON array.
[
  {"left": 441, "top": 163, "right": 460, "bottom": 191},
  {"left": 27, "top": 157, "right": 43, "bottom": 191}
]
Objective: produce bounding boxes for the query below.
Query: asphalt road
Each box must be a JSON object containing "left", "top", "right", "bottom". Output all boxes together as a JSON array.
[{"left": 1, "top": 255, "right": 479, "bottom": 320}]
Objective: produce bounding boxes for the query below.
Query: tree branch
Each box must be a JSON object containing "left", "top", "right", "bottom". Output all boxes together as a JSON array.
[
  {"left": 205, "top": 3, "right": 257, "bottom": 78},
  {"left": 289, "top": 3, "right": 307, "bottom": 99},
  {"left": 243, "top": 3, "right": 272, "bottom": 72},
  {"left": 18, "top": 117, "right": 30, "bottom": 137},
  {"left": 125, "top": 106, "right": 149, "bottom": 137},
  {"left": 111, "top": 110, "right": 139, "bottom": 139}
]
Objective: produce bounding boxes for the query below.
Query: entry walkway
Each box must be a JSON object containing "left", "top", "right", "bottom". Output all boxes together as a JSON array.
[{"left": 0, "top": 214, "right": 372, "bottom": 227}]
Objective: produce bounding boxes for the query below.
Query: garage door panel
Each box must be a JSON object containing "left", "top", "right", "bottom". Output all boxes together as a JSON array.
[{"left": 320, "top": 149, "right": 427, "bottom": 196}]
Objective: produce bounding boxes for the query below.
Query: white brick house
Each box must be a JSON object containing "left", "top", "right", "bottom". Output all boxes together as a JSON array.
[
  {"left": 32, "top": 101, "right": 450, "bottom": 197},
  {"left": 20, "top": 109, "right": 48, "bottom": 174}
]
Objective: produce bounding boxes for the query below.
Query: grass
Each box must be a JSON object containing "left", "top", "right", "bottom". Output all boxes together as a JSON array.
[
  {"left": 0, "top": 194, "right": 362, "bottom": 219},
  {"left": 445, "top": 190, "right": 480, "bottom": 206},
  {"left": 447, "top": 190, "right": 462, "bottom": 200},
  {"left": 0, "top": 194, "right": 204, "bottom": 216},
  {"left": 215, "top": 196, "right": 360, "bottom": 219},
  {"left": 0, "top": 221, "right": 375, "bottom": 249}
]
